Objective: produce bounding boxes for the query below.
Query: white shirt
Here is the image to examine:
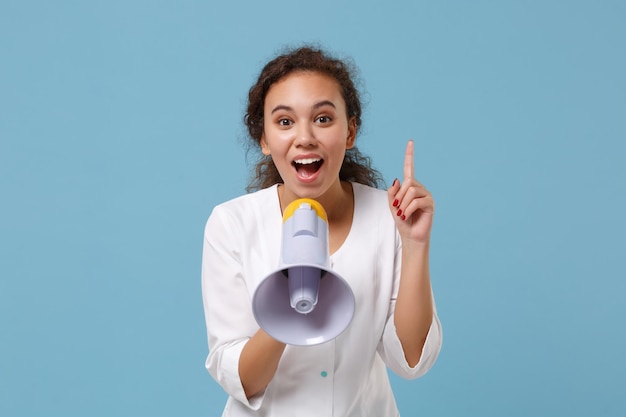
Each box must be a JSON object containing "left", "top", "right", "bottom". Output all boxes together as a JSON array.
[{"left": 202, "top": 182, "right": 442, "bottom": 417}]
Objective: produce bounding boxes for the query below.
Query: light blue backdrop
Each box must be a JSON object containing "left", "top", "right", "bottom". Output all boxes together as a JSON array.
[{"left": 1, "top": 1, "right": 624, "bottom": 416}]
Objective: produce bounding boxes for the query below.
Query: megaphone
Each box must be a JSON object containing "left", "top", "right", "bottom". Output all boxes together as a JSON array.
[{"left": 252, "top": 198, "right": 356, "bottom": 346}]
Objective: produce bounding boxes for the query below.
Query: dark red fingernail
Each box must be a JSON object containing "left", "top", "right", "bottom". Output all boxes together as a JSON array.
[
  {"left": 397, "top": 209, "right": 402, "bottom": 217},
  {"left": 393, "top": 199, "right": 399, "bottom": 207},
  {"left": 393, "top": 178, "right": 399, "bottom": 186},
  {"left": 401, "top": 215, "right": 406, "bottom": 221}
]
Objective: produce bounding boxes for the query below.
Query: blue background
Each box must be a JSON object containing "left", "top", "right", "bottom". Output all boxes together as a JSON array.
[{"left": 1, "top": 1, "right": 625, "bottom": 416}]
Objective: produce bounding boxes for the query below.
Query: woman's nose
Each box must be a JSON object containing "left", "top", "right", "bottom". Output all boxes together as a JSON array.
[{"left": 295, "top": 123, "right": 316, "bottom": 147}]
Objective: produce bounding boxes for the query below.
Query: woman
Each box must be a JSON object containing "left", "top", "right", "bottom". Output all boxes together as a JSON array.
[{"left": 202, "top": 46, "right": 442, "bottom": 416}]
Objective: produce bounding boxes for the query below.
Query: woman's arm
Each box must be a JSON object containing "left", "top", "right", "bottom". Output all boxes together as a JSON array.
[
  {"left": 393, "top": 241, "right": 434, "bottom": 366},
  {"left": 238, "top": 330, "right": 286, "bottom": 398},
  {"left": 203, "top": 205, "right": 285, "bottom": 406},
  {"left": 387, "top": 140, "right": 436, "bottom": 367}
]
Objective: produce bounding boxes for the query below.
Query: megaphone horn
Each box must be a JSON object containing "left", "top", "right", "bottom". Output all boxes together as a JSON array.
[{"left": 252, "top": 199, "right": 356, "bottom": 346}]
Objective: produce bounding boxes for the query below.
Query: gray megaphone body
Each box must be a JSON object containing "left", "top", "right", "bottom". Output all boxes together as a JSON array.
[{"left": 252, "top": 198, "right": 356, "bottom": 346}]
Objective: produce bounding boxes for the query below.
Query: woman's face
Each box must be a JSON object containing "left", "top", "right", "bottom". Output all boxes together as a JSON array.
[{"left": 260, "top": 71, "right": 356, "bottom": 200}]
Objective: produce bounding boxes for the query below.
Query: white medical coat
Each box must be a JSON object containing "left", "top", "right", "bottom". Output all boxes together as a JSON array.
[{"left": 202, "top": 182, "right": 442, "bottom": 416}]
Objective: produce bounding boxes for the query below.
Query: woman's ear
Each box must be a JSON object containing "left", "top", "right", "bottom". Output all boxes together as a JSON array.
[
  {"left": 346, "top": 117, "right": 357, "bottom": 149},
  {"left": 260, "top": 134, "right": 271, "bottom": 155}
]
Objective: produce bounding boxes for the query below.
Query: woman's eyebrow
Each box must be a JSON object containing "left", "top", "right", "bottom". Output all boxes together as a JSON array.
[
  {"left": 313, "top": 100, "right": 336, "bottom": 110},
  {"left": 271, "top": 100, "right": 337, "bottom": 115},
  {"left": 271, "top": 104, "right": 292, "bottom": 114}
]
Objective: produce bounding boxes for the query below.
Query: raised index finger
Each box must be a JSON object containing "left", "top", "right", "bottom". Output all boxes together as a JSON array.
[{"left": 404, "top": 139, "right": 414, "bottom": 180}]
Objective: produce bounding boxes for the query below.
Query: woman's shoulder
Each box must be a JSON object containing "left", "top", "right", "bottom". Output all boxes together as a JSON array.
[
  {"left": 207, "top": 185, "right": 279, "bottom": 227},
  {"left": 350, "top": 182, "right": 398, "bottom": 246},
  {"left": 352, "top": 181, "right": 385, "bottom": 193},
  {"left": 351, "top": 182, "right": 395, "bottom": 227},
  {"left": 352, "top": 182, "right": 388, "bottom": 207},
  {"left": 213, "top": 185, "right": 278, "bottom": 211}
]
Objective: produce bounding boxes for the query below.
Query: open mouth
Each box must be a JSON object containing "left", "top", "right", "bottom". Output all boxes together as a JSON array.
[{"left": 292, "top": 158, "right": 324, "bottom": 179}]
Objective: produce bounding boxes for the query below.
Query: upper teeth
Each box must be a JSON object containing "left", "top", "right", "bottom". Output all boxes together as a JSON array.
[{"left": 294, "top": 158, "right": 321, "bottom": 165}]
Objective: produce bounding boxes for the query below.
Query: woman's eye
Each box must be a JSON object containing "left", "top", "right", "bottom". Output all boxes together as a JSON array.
[
  {"left": 278, "top": 118, "right": 292, "bottom": 126},
  {"left": 316, "top": 115, "right": 332, "bottom": 124}
]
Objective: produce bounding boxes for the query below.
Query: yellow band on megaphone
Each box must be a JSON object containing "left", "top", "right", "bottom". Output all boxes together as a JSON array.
[{"left": 282, "top": 198, "right": 328, "bottom": 223}]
